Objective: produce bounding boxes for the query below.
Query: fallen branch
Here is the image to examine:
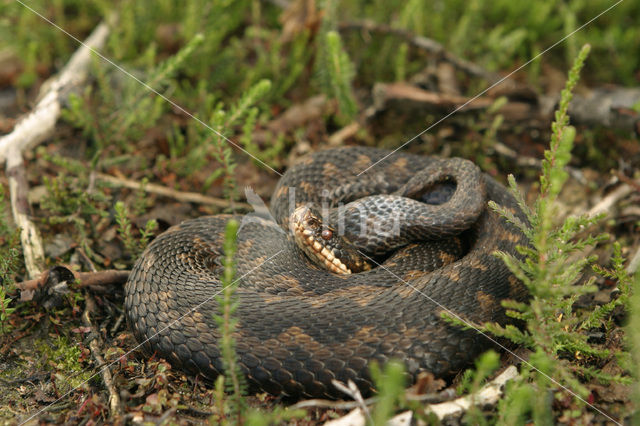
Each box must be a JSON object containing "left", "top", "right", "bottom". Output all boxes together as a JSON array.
[
  {"left": 570, "top": 87, "right": 640, "bottom": 135},
  {"left": 0, "top": 20, "right": 111, "bottom": 164},
  {"left": 584, "top": 183, "right": 634, "bottom": 220},
  {"left": 331, "top": 379, "right": 372, "bottom": 423},
  {"left": 82, "top": 296, "right": 122, "bottom": 421},
  {"left": 492, "top": 139, "right": 586, "bottom": 184},
  {"left": 372, "top": 82, "right": 494, "bottom": 113},
  {"left": 328, "top": 122, "right": 361, "bottom": 147},
  {"left": 95, "top": 173, "right": 250, "bottom": 210},
  {"left": 373, "top": 80, "right": 640, "bottom": 135},
  {"left": 292, "top": 389, "right": 451, "bottom": 411},
  {"left": 0, "top": 19, "right": 110, "bottom": 280},
  {"left": 7, "top": 150, "right": 44, "bottom": 279},
  {"left": 323, "top": 366, "right": 518, "bottom": 425},
  {"left": 16, "top": 266, "right": 130, "bottom": 302},
  {"left": 425, "top": 366, "right": 518, "bottom": 421}
]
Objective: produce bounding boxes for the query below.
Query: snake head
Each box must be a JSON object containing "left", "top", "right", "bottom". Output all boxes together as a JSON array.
[{"left": 290, "top": 205, "right": 371, "bottom": 274}]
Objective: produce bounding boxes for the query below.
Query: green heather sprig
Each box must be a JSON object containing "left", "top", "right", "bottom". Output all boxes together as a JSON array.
[
  {"left": 114, "top": 201, "right": 158, "bottom": 258},
  {"left": 444, "top": 44, "right": 630, "bottom": 422},
  {"left": 628, "top": 270, "right": 640, "bottom": 425},
  {"left": 483, "top": 44, "right": 630, "bottom": 420},
  {"left": 315, "top": 0, "right": 358, "bottom": 123},
  {"left": 214, "top": 219, "right": 247, "bottom": 423},
  {"left": 371, "top": 360, "right": 406, "bottom": 424},
  {"left": 62, "top": 33, "right": 204, "bottom": 153},
  {"left": 0, "top": 187, "right": 20, "bottom": 335},
  {"left": 458, "top": 351, "right": 500, "bottom": 425}
]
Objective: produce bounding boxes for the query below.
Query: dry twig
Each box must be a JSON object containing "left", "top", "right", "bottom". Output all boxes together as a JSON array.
[
  {"left": 331, "top": 379, "right": 372, "bottom": 422},
  {"left": 425, "top": 366, "right": 518, "bottom": 420},
  {"left": 0, "top": 20, "right": 111, "bottom": 279},
  {"left": 7, "top": 150, "right": 44, "bottom": 279},
  {"left": 323, "top": 367, "right": 518, "bottom": 425},
  {"left": 0, "top": 20, "right": 111, "bottom": 163},
  {"left": 584, "top": 183, "right": 634, "bottom": 219},
  {"left": 16, "top": 266, "right": 129, "bottom": 301},
  {"left": 82, "top": 296, "right": 123, "bottom": 421},
  {"left": 95, "top": 173, "right": 250, "bottom": 210}
]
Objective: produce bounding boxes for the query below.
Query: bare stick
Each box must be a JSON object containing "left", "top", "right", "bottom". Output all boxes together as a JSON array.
[
  {"left": 95, "top": 173, "right": 250, "bottom": 209},
  {"left": 324, "top": 367, "right": 518, "bottom": 425},
  {"left": 292, "top": 389, "right": 450, "bottom": 411},
  {"left": 0, "top": 21, "right": 110, "bottom": 278},
  {"left": 0, "top": 20, "right": 111, "bottom": 164},
  {"left": 331, "top": 379, "right": 372, "bottom": 422},
  {"left": 492, "top": 141, "right": 586, "bottom": 184},
  {"left": 584, "top": 183, "right": 634, "bottom": 219},
  {"left": 15, "top": 267, "right": 130, "bottom": 300},
  {"left": 7, "top": 150, "right": 44, "bottom": 279},
  {"left": 328, "top": 122, "right": 361, "bottom": 146},
  {"left": 82, "top": 296, "right": 122, "bottom": 420},
  {"left": 425, "top": 366, "right": 518, "bottom": 420}
]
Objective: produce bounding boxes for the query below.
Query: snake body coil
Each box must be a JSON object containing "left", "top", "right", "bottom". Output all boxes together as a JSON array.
[{"left": 125, "top": 147, "right": 528, "bottom": 398}]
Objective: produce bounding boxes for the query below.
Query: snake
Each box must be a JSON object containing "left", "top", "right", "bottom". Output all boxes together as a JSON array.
[{"left": 124, "top": 146, "right": 529, "bottom": 399}]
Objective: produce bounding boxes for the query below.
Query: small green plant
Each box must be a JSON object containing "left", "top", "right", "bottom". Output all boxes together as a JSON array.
[
  {"left": 446, "top": 44, "right": 631, "bottom": 422},
  {"left": 0, "top": 286, "right": 16, "bottom": 336},
  {"left": 114, "top": 201, "right": 158, "bottom": 258},
  {"left": 40, "top": 154, "right": 110, "bottom": 220},
  {"left": 587, "top": 242, "right": 633, "bottom": 329},
  {"left": 62, "top": 33, "right": 204, "bottom": 154},
  {"left": 39, "top": 336, "right": 94, "bottom": 391},
  {"left": 0, "top": 186, "right": 21, "bottom": 335},
  {"left": 459, "top": 95, "right": 508, "bottom": 173},
  {"left": 212, "top": 219, "right": 247, "bottom": 424},
  {"left": 443, "top": 44, "right": 631, "bottom": 423},
  {"left": 40, "top": 152, "right": 111, "bottom": 261},
  {"left": 628, "top": 270, "right": 640, "bottom": 425},
  {"left": 244, "top": 406, "right": 306, "bottom": 426},
  {"left": 202, "top": 79, "right": 272, "bottom": 198},
  {"left": 370, "top": 360, "right": 407, "bottom": 425},
  {"left": 456, "top": 351, "right": 500, "bottom": 425},
  {"left": 210, "top": 223, "right": 306, "bottom": 425},
  {"left": 315, "top": 0, "right": 358, "bottom": 123},
  {"left": 393, "top": 42, "right": 409, "bottom": 82},
  {"left": 323, "top": 31, "right": 358, "bottom": 122}
]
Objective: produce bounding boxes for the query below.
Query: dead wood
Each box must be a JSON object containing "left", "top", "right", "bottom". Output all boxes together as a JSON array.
[
  {"left": 82, "top": 295, "right": 123, "bottom": 422},
  {"left": 95, "top": 173, "right": 250, "bottom": 210},
  {"left": 7, "top": 150, "right": 45, "bottom": 279},
  {"left": 425, "top": 366, "right": 518, "bottom": 421},
  {"left": 583, "top": 183, "right": 635, "bottom": 220},
  {"left": 324, "top": 366, "right": 518, "bottom": 425},
  {"left": 372, "top": 80, "right": 640, "bottom": 136},
  {"left": 0, "top": 20, "right": 111, "bottom": 164},
  {"left": 16, "top": 266, "right": 130, "bottom": 302},
  {"left": 570, "top": 87, "right": 640, "bottom": 135},
  {"left": 0, "top": 19, "right": 110, "bottom": 281},
  {"left": 372, "top": 82, "right": 495, "bottom": 113}
]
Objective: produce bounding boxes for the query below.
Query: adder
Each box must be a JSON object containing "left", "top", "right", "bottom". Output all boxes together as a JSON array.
[{"left": 124, "top": 146, "right": 528, "bottom": 398}]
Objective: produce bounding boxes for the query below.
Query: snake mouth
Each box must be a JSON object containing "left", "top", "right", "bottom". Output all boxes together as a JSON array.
[{"left": 291, "top": 206, "right": 352, "bottom": 274}]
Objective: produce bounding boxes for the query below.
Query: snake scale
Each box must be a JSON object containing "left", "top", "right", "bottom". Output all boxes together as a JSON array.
[{"left": 124, "top": 146, "right": 529, "bottom": 398}]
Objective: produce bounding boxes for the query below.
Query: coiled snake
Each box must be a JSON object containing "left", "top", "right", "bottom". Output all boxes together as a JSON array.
[{"left": 124, "top": 146, "right": 528, "bottom": 398}]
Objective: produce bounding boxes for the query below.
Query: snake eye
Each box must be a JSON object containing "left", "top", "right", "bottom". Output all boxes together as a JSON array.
[{"left": 321, "top": 229, "right": 333, "bottom": 240}]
